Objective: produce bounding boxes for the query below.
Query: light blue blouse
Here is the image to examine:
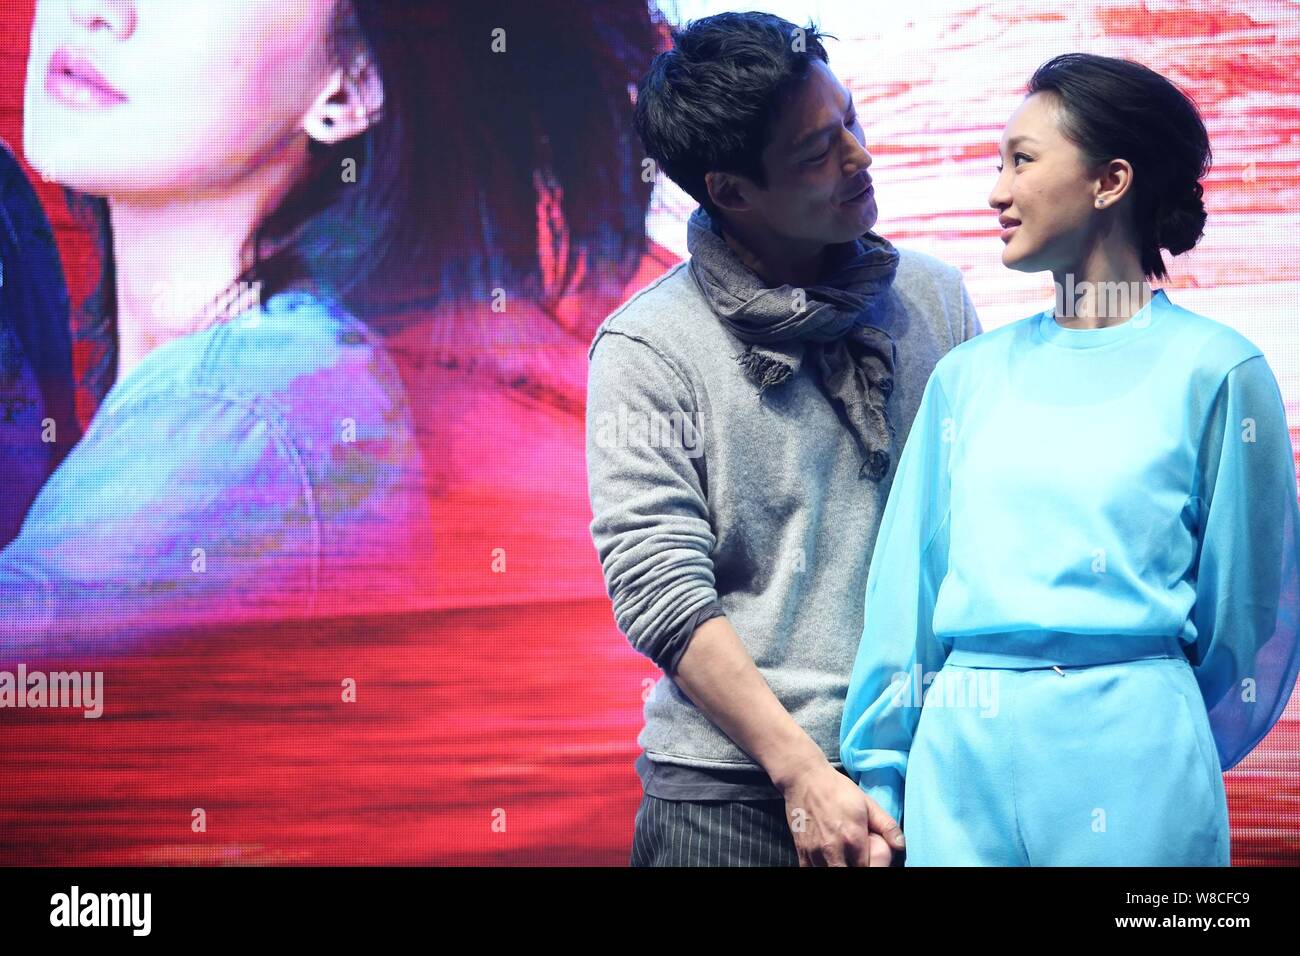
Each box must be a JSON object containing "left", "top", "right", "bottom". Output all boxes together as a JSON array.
[
  {"left": 0, "top": 289, "right": 433, "bottom": 654},
  {"left": 840, "top": 289, "right": 1300, "bottom": 824}
]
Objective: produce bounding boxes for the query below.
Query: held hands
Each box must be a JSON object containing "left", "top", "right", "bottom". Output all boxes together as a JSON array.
[{"left": 777, "top": 759, "right": 905, "bottom": 867}]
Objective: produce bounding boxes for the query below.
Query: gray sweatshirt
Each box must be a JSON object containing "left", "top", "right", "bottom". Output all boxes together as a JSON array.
[{"left": 585, "top": 241, "right": 980, "bottom": 793}]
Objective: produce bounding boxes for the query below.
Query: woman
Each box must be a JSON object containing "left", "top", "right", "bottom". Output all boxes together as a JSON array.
[
  {"left": 0, "top": 0, "right": 659, "bottom": 865},
  {"left": 1, "top": 0, "right": 438, "bottom": 648},
  {"left": 840, "top": 53, "right": 1300, "bottom": 866}
]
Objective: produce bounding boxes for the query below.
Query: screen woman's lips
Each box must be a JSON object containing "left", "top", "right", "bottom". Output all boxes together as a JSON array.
[{"left": 45, "top": 47, "right": 128, "bottom": 109}]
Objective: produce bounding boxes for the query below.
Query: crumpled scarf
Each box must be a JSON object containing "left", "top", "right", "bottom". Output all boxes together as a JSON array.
[{"left": 686, "top": 207, "right": 901, "bottom": 481}]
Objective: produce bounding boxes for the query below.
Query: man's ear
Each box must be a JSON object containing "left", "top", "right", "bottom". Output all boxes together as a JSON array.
[
  {"left": 705, "top": 170, "right": 754, "bottom": 215},
  {"left": 302, "top": 54, "right": 385, "bottom": 145}
]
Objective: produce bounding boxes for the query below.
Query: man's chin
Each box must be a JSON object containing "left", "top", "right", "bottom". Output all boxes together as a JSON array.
[
  {"left": 831, "top": 212, "right": 878, "bottom": 243},
  {"left": 848, "top": 199, "right": 879, "bottom": 236}
]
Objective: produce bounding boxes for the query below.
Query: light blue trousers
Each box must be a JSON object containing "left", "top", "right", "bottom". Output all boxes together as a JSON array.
[{"left": 902, "top": 636, "right": 1231, "bottom": 866}]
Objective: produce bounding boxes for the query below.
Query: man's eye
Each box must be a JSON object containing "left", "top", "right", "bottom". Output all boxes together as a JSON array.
[{"left": 805, "top": 148, "right": 831, "bottom": 164}]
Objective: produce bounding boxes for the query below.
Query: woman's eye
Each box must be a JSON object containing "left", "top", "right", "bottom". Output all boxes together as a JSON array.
[{"left": 999, "top": 152, "right": 1031, "bottom": 173}]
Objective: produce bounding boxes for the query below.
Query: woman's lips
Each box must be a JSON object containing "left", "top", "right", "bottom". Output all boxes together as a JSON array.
[{"left": 44, "top": 48, "right": 127, "bottom": 109}]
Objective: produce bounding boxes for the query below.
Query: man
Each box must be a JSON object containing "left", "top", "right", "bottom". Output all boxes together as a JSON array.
[
  {"left": 0, "top": 138, "right": 77, "bottom": 549},
  {"left": 585, "top": 12, "right": 981, "bottom": 866}
]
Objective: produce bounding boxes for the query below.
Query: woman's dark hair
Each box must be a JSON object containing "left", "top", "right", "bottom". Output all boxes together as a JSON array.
[
  {"left": 1027, "top": 52, "right": 1211, "bottom": 280},
  {"left": 67, "top": 0, "right": 656, "bottom": 407},
  {"left": 634, "top": 11, "right": 833, "bottom": 219}
]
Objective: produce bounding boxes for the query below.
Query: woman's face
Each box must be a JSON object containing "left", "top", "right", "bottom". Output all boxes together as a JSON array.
[
  {"left": 24, "top": 0, "right": 343, "bottom": 198},
  {"left": 988, "top": 92, "right": 1102, "bottom": 275}
]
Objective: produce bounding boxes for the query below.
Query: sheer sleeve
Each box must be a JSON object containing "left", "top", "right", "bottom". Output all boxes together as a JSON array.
[
  {"left": 840, "top": 371, "right": 954, "bottom": 824},
  {"left": 1188, "top": 354, "right": 1300, "bottom": 770}
]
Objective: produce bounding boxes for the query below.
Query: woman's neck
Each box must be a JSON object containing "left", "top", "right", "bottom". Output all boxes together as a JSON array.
[
  {"left": 1051, "top": 237, "right": 1153, "bottom": 329},
  {"left": 109, "top": 159, "right": 303, "bottom": 385}
]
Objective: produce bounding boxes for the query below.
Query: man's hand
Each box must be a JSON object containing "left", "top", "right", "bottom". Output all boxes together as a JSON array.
[
  {"left": 663, "top": 617, "right": 905, "bottom": 866},
  {"left": 776, "top": 758, "right": 904, "bottom": 867}
]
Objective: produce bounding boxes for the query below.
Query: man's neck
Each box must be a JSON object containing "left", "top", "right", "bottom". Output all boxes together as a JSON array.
[{"left": 717, "top": 218, "right": 828, "bottom": 289}]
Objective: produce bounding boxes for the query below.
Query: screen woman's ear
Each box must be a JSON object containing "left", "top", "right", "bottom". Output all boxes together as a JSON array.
[{"left": 303, "top": 54, "right": 385, "bottom": 146}]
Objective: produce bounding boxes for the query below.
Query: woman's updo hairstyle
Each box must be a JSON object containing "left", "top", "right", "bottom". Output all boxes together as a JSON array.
[{"left": 1028, "top": 53, "right": 1211, "bottom": 280}]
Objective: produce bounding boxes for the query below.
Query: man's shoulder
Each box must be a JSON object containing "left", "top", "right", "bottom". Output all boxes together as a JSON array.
[
  {"left": 879, "top": 246, "right": 969, "bottom": 354},
  {"left": 894, "top": 245, "right": 963, "bottom": 289},
  {"left": 589, "top": 260, "right": 719, "bottom": 361}
]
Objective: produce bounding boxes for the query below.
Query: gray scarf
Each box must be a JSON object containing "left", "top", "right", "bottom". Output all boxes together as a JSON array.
[{"left": 686, "top": 208, "right": 901, "bottom": 482}]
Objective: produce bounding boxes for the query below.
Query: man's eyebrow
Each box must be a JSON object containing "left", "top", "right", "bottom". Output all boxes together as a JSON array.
[{"left": 791, "top": 89, "right": 856, "bottom": 153}]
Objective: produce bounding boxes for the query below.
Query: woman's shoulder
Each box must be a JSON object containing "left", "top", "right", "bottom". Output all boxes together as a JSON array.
[
  {"left": 197, "top": 289, "right": 402, "bottom": 396},
  {"left": 1154, "top": 292, "right": 1264, "bottom": 374},
  {"left": 99, "top": 287, "right": 420, "bottom": 474}
]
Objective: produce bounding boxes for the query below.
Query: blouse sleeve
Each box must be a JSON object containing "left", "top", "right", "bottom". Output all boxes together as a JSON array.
[
  {"left": 0, "top": 385, "right": 320, "bottom": 659},
  {"left": 1189, "top": 353, "right": 1300, "bottom": 770},
  {"left": 839, "top": 371, "right": 954, "bottom": 824}
]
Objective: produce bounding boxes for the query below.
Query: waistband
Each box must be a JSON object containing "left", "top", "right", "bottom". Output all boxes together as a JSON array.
[{"left": 943, "top": 631, "right": 1187, "bottom": 670}]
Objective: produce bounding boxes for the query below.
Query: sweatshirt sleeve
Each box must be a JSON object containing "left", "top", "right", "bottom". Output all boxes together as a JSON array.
[
  {"left": 839, "top": 371, "right": 954, "bottom": 824},
  {"left": 0, "top": 385, "right": 319, "bottom": 657},
  {"left": 1188, "top": 353, "right": 1300, "bottom": 770},
  {"left": 585, "top": 327, "right": 720, "bottom": 676}
]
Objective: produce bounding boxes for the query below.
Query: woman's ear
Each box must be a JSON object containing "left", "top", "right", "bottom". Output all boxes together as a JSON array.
[
  {"left": 1094, "top": 157, "right": 1134, "bottom": 209},
  {"left": 303, "top": 54, "right": 385, "bottom": 145}
]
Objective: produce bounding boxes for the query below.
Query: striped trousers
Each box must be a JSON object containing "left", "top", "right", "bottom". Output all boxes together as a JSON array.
[{"left": 629, "top": 793, "right": 800, "bottom": 867}]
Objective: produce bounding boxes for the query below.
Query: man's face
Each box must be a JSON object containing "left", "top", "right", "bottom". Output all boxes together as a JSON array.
[{"left": 721, "top": 59, "right": 876, "bottom": 249}]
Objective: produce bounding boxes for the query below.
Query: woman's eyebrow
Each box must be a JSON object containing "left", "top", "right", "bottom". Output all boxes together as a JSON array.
[{"left": 1005, "top": 134, "right": 1041, "bottom": 150}]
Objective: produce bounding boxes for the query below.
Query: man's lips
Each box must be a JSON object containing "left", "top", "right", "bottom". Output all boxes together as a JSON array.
[
  {"left": 45, "top": 47, "right": 127, "bottom": 108},
  {"left": 999, "top": 216, "right": 1021, "bottom": 242},
  {"left": 842, "top": 178, "right": 874, "bottom": 204}
]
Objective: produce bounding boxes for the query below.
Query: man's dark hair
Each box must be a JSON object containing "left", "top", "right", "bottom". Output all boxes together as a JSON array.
[{"left": 634, "top": 11, "right": 833, "bottom": 218}]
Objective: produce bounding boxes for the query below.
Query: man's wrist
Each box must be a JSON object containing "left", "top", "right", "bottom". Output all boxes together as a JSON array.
[{"left": 765, "top": 739, "right": 830, "bottom": 794}]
